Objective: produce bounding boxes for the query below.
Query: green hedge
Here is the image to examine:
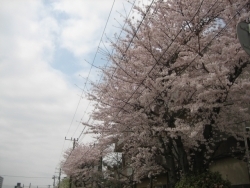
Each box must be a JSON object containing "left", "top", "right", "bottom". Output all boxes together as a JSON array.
[{"left": 175, "top": 171, "right": 231, "bottom": 188}]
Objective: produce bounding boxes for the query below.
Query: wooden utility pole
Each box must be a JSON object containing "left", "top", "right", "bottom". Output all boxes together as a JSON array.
[
  {"left": 58, "top": 168, "right": 61, "bottom": 188},
  {"left": 65, "top": 137, "right": 78, "bottom": 149},
  {"left": 52, "top": 175, "right": 56, "bottom": 187},
  {"left": 65, "top": 137, "right": 78, "bottom": 188}
]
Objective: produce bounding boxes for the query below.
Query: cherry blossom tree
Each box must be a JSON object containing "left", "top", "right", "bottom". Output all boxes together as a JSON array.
[
  {"left": 61, "top": 142, "right": 133, "bottom": 187},
  {"left": 85, "top": 0, "right": 250, "bottom": 187},
  {"left": 61, "top": 143, "right": 103, "bottom": 187}
]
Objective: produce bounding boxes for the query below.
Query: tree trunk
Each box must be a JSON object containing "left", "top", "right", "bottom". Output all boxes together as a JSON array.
[
  {"left": 159, "top": 136, "right": 177, "bottom": 187},
  {"left": 165, "top": 143, "right": 177, "bottom": 188},
  {"left": 175, "top": 137, "right": 189, "bottom": 175}
]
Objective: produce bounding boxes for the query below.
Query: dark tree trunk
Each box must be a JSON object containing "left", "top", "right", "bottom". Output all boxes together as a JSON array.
[
  {"left": 165, "top": 141, "right": 177, "bottom": 188},
  {"left": 175, "top": 136, "right": 189, "bottom": 175},
  {"left": 192, "top": 145, "right": 206, "bottom": 174},
  {"left": 159, "top": 136, "right": 177, "bottom": 188},
  {"left": 166, "top": 159, "right": 177, "bottom": 188}
]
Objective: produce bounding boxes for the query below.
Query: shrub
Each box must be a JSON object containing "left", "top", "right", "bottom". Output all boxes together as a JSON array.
[{"left": 175, "top": 171, "right": 232, "bottom": 188}]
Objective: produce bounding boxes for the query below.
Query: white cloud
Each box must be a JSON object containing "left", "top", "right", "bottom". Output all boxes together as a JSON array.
[
  {"left": 0, "top": 0, "right": 90, "bottom": 187},
  {"left": 52, "top": 0, "right": 117, "bottom": 57},
  {"left": 0, "top": 0, "right": 137, "bottom": 187}
]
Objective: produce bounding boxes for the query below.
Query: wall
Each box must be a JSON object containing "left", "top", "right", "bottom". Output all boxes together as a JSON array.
[{"left": 209, "top": 157, "right": 250, "bottom": 186}]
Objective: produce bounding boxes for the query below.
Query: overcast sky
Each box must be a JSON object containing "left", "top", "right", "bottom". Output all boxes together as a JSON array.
[{"left": 0, "top": 0, "right": 142, "bottom": 187}]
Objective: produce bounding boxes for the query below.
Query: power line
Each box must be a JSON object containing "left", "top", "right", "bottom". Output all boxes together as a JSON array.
[
  {"left": 82, "top": 0, "right": 116, "bottom": 93},
  {"left": 79, "top": 0, "right": 189, "bottom": 135},
  {"left": 141, "top": 1, "right": 249, "bottom": 115},
  {"left": 70, "top": 0, "right": 117, "bottom": 139},
  {"left": 57, "top": 0, "right": 117, "bottom": 169},
  {"left": 94, "top": 0, "right": 212, "bottom": 119},
  {"left": 114, "top": 0, "right": 205, "bottom": 117},
  {"left": 65, "top": 0, "right": 116, "bottom": 138},
  {"left": 86, "top": 0, "right": 247, "bottom": 137},
  {"left": 76, "top": 0, "right": 137, "bottom": 142},
  {"left": 117, "top": 0, "right": 248, "bottom": 136},
  {"left": 66, "top": 0, "right": 245, "bottom": 169},
  {"left": 79, "top": 0, "right": 154, "bottom": 139},
  {"left": 57, "top": 0, "right": 247, "bottom": 184}
]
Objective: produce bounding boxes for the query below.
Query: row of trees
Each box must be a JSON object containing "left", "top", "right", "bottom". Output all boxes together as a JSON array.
[{"left": 61, "top": 0, "right": 250, "bottom": 187}]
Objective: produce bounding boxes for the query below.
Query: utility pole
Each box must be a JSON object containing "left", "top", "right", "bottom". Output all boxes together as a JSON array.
[
  {"left": 55, "top": 167, "right": 61, "bottom": 188},
  {"left": 65, "top": 137, "right": 78, "bottom": 149},
  {"left": 65, "top": 137, "right": 78, "bottom": 188},
  {"left": 52, "top": 175, "right": 56, "bottom": 188},
  {"left": 58, "top": 168, "right": 61, "bottom": 188}
]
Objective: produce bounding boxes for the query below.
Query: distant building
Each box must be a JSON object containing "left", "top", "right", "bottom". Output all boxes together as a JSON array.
[
  {"left": 0, "top": 176, "right": 3, "bottom": 188},
  {"left": 14, "top": 183, "right": 22, "bottom": 188}
]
